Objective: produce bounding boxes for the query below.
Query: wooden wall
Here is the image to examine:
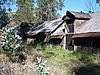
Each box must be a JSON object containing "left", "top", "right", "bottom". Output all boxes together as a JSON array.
[
  {"left": 66, "top": 22, "right": 74, "bottom": 50},
  {"left": 74, "top": 19, "right": 87, "bottom": 33},
  {"left": 74, "top": 37, "right": 100, "bottom": 52},
  {"left": 73, "top": 19, "right": 89, "bottom": 50}
]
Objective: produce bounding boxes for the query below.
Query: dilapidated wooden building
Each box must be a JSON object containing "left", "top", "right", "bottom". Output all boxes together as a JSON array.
[
  {"left": 26, "top": 11, "right": 92, "bottom": 50},
  {"left": 72, "top": 12, "right": 100, "bottom": 50}
]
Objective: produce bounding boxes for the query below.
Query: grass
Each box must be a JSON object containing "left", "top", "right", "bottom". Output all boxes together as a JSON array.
[
  {"left": 32, "top": 44, "right": 100, "bottom": 75},
  {"left": 0, "top": 43, "right": 100, "bottom": 75}
]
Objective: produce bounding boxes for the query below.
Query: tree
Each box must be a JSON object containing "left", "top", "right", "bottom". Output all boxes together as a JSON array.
[
  {"left": 14, "top": 0, "right": 64, "bottom": 24},
  {"left": 36, "top": 0, "right": 64, "bottom": 22},
  {"left": 96, "top": 0, "right": 100, "bottom": 5},
  {"left": 0, "top": 9, "right": 10, "bottom": 29},
  {"left": 14, "top": 0, "right": 35, "bottom": 24},
  {"left": 85, "top": 0, "right": 100, "bottom": 13},
  {"left": 0, "top": 1, "right": 26, "bottom": 62},
  {"left": 0, "top": 1, "right": 10, "bottom": 29}
]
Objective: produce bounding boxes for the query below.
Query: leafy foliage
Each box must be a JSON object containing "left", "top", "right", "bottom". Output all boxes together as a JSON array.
[
  {"left": 36, "top": 57, "right": 54, "bottom": 75},
  {"left": 1, "top": 26, "right": 22, "bottom": 51},
  {"left": 0, "top": 9, "right": 10, "bottom": 29},
  {"left": 36, "top": 0, "right": 64, "bottom": 22},
  {"left": 96, "top": 0, "right": 100, "bottom": 5},
  {"left": 0, "top": 0, "right": 15, "bottom": 29},
  {"left": 0, "top": 25, "right": 24, "bottom": 62},
  {"left": 14, "top": 0, "right": 35, "bottom": 24},
  {"left": 14, "top": 0, "right": 64, "bottom": 24}
]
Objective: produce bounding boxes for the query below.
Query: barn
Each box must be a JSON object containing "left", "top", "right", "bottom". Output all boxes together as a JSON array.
[
  {"left": 72, "top": 12, "right": 100, "bottom": 51},
  {"left": 26, "top": 11, "right": 91, "bottom": 50}
]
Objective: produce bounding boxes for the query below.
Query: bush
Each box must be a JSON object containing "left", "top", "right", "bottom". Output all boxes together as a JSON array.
[{"left": 0, "top": 25, "right": 26, "bottom": 62}]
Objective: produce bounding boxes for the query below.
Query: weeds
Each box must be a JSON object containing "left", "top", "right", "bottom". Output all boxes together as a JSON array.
[
  {"left": 34, "top": 44, "right": 100, "bottom": 75},
  {"left": 35, "top": 57, "right": 54, "bottom": 75}
]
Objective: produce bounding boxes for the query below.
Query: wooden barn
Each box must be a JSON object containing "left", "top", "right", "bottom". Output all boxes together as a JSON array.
[
  {"left": 27, "top": 18, "right": 64, "bottom": 45},
  {"left": 26, "top": 11, "right": 91, "bottom": 50},
  {"left": 72, "top": 12, "right": 100, "bottom": 51},
  {"left": 65, "top": 11, "right": 91, "bottom": 50}
]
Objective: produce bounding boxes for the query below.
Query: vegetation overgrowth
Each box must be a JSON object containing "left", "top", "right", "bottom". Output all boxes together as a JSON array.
[
  {"left": 0, "top": 0, "right": 100, "bottom": 75},
  {"left": 32, "top": 44, "right": 100, "bottom": 75},
  {"left": 0, "top": 25, "right": 27, "bottom": 63},
  {"left": 0, "top": 24, "right": 100, "bottom": 74},
  {"left": 0, "top": 42, "right": 100, "bottom": 75}
]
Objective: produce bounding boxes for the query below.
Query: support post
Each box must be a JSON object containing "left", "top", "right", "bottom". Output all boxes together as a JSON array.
[{"left": 63, "top": 23, "right": 68, "bottom": 50}]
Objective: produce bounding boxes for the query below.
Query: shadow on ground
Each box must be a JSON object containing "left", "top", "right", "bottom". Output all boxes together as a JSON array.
[{"left": 75, "top": 64, "right": 100, "bottom": 75}]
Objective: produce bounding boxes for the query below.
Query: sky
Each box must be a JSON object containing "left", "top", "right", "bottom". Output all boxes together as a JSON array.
[
  {"left": 2, "top": 0, "right": 100, "bottom": 16},
  {"left": 58, "top": 0, "right": 86, "bottom": 16},
  {"left": 59, "top": 0, "right": 100, "bottom": 16}
]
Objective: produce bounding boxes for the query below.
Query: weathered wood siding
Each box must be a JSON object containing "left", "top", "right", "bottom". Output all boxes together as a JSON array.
[
  {"left": 66, "top": 23, "right": 74, "bottom": 50},
  {"left": 73, "top": 19, "right": 88, "bottom": 50},
  {"left": 74, "top": 20, "right": 87, "bottom": 33}
]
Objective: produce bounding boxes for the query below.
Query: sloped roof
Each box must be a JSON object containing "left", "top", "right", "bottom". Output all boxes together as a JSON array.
[
  {"left": 49, "top": 22, "right": 66, "bottom": 38},
  {"left": 73, "top": 12, "right": 100, "bottom": 38},
  {"left": 75, "top": 12, "right": 100, "bottom": 33},
  {"left": 67, "top": 11, "right": 91, "bottom": 20},
  {"left": 27, "top": 11, "right": 92, "bottom": 39},
  {"left": 27, "top": 18, "right": 64, "bottom": 36}
]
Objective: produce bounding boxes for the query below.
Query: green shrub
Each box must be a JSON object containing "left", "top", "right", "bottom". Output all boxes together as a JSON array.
[{"left": 0, "top": 25, "right": 26, "bottom": 62}]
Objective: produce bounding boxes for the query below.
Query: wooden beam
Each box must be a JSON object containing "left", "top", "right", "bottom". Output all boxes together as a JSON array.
[
  {"left": 63, "top": 23, "right": 68, "bottom": 50},
  {"left": 67, "top": 33, "right": 74, "bottom": 34}
]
